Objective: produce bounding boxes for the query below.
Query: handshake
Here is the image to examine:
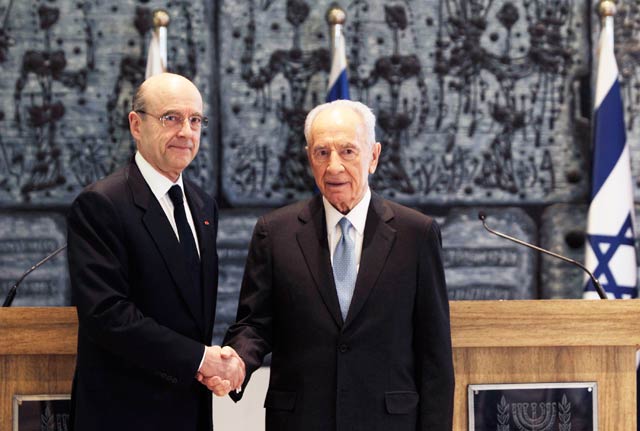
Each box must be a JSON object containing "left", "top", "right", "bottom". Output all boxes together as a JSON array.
[{"left": 196, "top": 345, "right": 246, "bottom": 396}]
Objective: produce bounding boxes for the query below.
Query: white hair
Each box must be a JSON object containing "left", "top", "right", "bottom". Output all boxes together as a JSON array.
[{"left": 304, "top": 100, "right": 376, "bottom": 148}]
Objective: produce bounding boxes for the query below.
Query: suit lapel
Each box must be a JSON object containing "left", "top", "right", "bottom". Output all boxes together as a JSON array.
[
  {"left": 128, "top": 163, "right": 204, "bottom": 330},
  {"left": 184, "top": 180, "right": 217, "bottom": 338},
  {"left": 344, "top": 194, "right": 396, "bottom": 327},
  {"left": 296, "top": 196, "right": 344, "bottom": 328}
]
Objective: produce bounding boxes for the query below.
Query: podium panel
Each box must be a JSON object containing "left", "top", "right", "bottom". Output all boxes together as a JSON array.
[
  {"left": 451, "top": 300, "right": 640, "bottom": 430},
  {"left": 2, "top": 301, "right": 639, "bottom": 431},
  {"left": 0, "top": 308, "right": 76, "bottom": 431}
]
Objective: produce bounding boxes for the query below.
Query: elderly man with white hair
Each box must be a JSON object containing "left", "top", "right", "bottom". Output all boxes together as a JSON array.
[{"left": 211, "top": 99, "right": 455, "bottom": 431}]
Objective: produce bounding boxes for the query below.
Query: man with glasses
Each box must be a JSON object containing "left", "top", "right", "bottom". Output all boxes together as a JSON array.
[
  {"left": 67, "top": 73, "right": 244, "bottom": 431},
  {"left": 218, "top": 100, "right": 455, "bottom": 430}
]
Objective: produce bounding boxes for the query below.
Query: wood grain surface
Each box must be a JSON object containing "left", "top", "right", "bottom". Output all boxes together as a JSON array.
[{"left": 2, "top": 301, "right": 639, "bottom": 430}]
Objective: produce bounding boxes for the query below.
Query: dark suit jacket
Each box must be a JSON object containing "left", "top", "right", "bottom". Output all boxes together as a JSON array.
[
  {"left": 224, "top": 193, "right": 454, "bottom": 431},
  {"left": 67, "top": 161, "right": 218, "bottom": 431}
]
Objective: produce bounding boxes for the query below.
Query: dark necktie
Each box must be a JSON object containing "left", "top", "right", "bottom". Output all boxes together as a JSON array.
[{"left": 168, "top": 185, "right": 202, "bottom": 314}]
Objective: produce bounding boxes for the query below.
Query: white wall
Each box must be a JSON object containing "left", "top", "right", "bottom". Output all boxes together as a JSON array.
[{"left": 213, "top": 367, "right": 270, "bottom": 431}]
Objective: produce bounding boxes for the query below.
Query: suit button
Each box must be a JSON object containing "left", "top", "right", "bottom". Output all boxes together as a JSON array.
[{"left": 339, "top": 344, "right": 349, "bottom": 353}]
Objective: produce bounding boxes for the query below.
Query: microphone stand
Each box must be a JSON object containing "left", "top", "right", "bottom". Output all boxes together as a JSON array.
[
  {"left": 2, "top": 244, "right": 67, "bottom": 307},
  {"left": 478, "top": 213, "right": 607, "bottom": 300}
]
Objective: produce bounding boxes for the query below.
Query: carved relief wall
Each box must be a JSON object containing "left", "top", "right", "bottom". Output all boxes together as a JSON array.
[
  {"left": 221, "top": 0, "right": 591, "bottom": 207},
  {"left": 0, "top": 0, "right": 213, "bottom": 206},
  {"left": 1, "top": 0, "right": 639, "bottom": 331}
]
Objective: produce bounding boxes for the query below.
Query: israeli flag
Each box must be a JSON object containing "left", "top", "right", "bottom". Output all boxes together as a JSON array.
[
  {"left": 326, "top": 20, "right": 349, "bottom": 101},
  {"left": 583, "top": 15, "right": 638, "bottom": 299}
]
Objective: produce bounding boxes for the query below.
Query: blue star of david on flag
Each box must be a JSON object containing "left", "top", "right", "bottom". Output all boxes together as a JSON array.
[
  {"left": 586, "top": 214, "right": 637, "bottom": 298},
  {"left": 583, "top": 14, "right": 637, "bottom": 300}
]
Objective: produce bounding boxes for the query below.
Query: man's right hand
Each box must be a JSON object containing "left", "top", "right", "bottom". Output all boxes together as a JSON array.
[{"left": 197, "top": 345, "right": 245, "bottom": 396}]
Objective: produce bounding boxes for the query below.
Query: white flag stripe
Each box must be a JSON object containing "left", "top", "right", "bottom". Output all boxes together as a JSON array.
[
  {"left": 145, "top": 28, "right": 166, "bottom": 79},
  {"left": 594, "top": 16, "right": 617, "bottom": 109},
  {"left": 158, "top": 27, "right": 167, "bottom": 70},
  {"left": 587, "top": 145, "right": 635, "bottom": 235}
]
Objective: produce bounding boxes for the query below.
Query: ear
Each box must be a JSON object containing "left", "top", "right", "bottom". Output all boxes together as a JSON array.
[
  {"left": 129, "top": 111, "right": 142, "bottom": 141},
  {"left": 368, "top": 142, "right": 382, "bottom": 174}
]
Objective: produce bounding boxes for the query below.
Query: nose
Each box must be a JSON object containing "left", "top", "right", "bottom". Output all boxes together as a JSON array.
[
  {"left": 326, "top": 150, "right": 345, "bottom": 174},
  {"left": 177, "top": 118, "right": 195, "bottom": 138}
]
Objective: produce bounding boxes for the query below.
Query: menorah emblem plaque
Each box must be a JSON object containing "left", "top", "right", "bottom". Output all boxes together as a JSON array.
[
  {"left": 468, "top": 382, "right": 596, "bottom": 431},
  {"left": 512, "top": 402, "right": 557, "bottom": 431}
]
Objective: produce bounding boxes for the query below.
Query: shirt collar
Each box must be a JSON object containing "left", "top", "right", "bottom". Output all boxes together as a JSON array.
[
  {"left": 323, "top": 188, "right": 371, "bottom": 236},
  {"left": 135, "top": 151, "right": 184, "bottom": 200}
]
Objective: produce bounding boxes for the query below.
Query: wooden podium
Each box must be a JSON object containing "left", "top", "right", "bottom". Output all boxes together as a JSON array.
[
  {"left": 451, "top": 300, "right": 640, "bottom": 430},
  {"left": 1, "top": 300, "right": 639, "bottom": 431},
  {"left": 0, "top": 308, "right": 77, "bottom": 431}
]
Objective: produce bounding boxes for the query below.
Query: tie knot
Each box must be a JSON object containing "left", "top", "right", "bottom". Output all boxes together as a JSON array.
[
  {"left": 168, "top": 185, "right": 184, "bottom": 207},
  {"left": 338, "top": 217, "right": 352, "bottom": 236}
]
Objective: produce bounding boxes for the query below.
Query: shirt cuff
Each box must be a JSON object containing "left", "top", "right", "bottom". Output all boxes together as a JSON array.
[{"left": 196, "top": 346, "right": 206, "bottom": 372}]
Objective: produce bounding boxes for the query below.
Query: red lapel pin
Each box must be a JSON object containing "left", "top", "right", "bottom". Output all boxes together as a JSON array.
[{"left": 204, "top": 220, "right": 210, "bottom": 225}]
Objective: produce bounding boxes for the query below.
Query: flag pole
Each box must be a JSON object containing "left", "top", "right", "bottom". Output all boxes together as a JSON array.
[
  {"left": 153, "top": 9, "right": 170, "bottom": 68},
  {"left": 326, "top": 4, "right": 346, "bottom": 58},
  {"left": 145, "top": 9, "right": 170, "bottom": 79},
  {"left": 325, "top": 4, "right": 350, "bottom": 101},
  {"left": 598, "top": 0, "right": 616, "bottom": 18}
]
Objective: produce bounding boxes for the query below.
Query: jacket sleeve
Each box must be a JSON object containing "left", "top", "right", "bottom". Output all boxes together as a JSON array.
[
  {"left": 223, "top": 215, "right": 274, "bottom": 401},
  {"left": 67, "top": 189, "right": 205, "bottom": 386},
  {"left": 414, "top": 219, "right": 455, "bottom": 430}
]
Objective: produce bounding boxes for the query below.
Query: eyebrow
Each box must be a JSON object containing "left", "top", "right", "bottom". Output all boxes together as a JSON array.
[
  {"left": 160, "top": 109, "right": 204, "bottom": 117},
  {"left": 338, "top": 142, "right": 358, "bottom": 147},
  {"left": 317, "top": 142, "right": 359, "bottom": 149}
]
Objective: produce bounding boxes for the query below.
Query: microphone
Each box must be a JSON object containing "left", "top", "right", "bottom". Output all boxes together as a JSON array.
[
  {"left": 477, "top": 212, "right": 607, "bottom": 300},
  {"left": 2, "top": 244, "right": 68, "bottom": 307}
]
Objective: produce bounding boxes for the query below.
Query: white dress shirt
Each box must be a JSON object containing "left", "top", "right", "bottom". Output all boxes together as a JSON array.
[
  {"left": 323, "top": 188, "right": 371, "bottom": 273},
  {"left": 135, "top": 152, "right": 200, "bottom": 257}
]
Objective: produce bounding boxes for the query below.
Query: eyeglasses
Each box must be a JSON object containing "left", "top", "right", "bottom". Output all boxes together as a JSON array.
[
  {"left": 309, "top": 145, "right": 360, "bottom": 165},
  {"left": 136, "top": 110, "right": 208, "bottom": 130}
]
